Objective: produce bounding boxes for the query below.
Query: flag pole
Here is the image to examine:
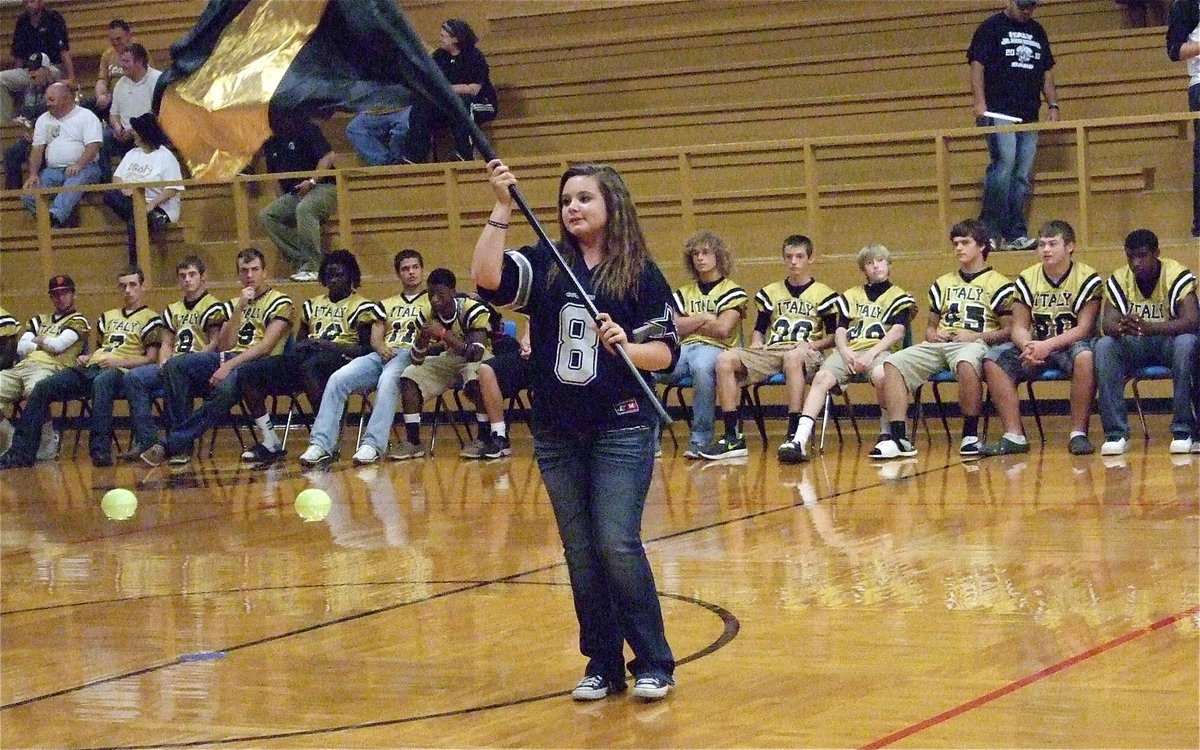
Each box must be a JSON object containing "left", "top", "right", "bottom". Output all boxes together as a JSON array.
[
  {"left": 385, "top": 7, "right": 671, "bottom": 425},
  {"left": 464, "top": 119, "right": 672, "bottom": 426}
]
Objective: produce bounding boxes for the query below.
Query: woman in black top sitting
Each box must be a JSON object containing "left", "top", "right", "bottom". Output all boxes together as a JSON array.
[{"left": 401, "top": 18, "right": 498, "bottom": 163}]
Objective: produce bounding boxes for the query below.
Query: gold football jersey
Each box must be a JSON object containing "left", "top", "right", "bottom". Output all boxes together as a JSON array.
[
  {"left": 0, "top": 306, "right": 18, "bottom": 338},
  {"left": 929, "top": 268, "right": 1016, "bottom": 336},
  {"left": 671, "top": 277, "right": 747, "bottom": 349},
  {"left": 228, "top": 288, "right": 294, "bottom": 355},
  {"left": 1013, "top": 260, "right": 1103, "bottom": 340},
  {"left": 841, "top": 282, "right": 916, "bottom": 352},
  {"left": 301, "top": 292, "right": 382, "bottom": 346},
  {"left": 1104, "top": 257, "right": 1197, "bottom": 323},
  {"left": 755, "top": 279, "right": 842, "bottom": 348},
  {"left": 24, "top": 311, "right": 91, "bottom": 368},
  {"left": 379, "top": 290, "right": 431, "bottom": 349},
  {"left": 162, "top": 293, "right": 231, "bottom": 357},
  {"left": 91, "top": 306, "right": 163, "bottom": 367}
]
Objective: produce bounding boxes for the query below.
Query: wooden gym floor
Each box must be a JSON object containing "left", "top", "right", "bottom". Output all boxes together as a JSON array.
[{"left": 0, "top": 414, "right": 1196, "bottom": 749}]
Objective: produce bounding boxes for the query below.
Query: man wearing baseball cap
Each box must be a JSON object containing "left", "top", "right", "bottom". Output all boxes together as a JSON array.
[
  {"left": 3, "top": 52, "right": 58, "bottom": 190},
  {"left": 1, "top": 0, "right": 76, "bottom": 122},
  {"left": 0, "top": 274, "right": 90, "bottom": 457}
]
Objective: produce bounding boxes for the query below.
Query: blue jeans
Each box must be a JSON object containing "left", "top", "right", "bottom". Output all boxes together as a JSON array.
[
  {"left": 346, "top": 109, "right": 411, "bottom": 166},
  {"left": 161, "top": 351, "right": 239, "bottom": 455},
  {"left": 1095, "top": 333, "right": 1198, "bottom": 440},
  {"left": 980, "top": 120, "right": 1038, "bottom": 241},
  {"left": 534, "top": 424, "right": 674, "bottom": 685},
  {"left": 309, "top": 349, "right": 412, "bottom": 453},
  {"left": 7, "top": 365, "right": 126, "bottom": 462},
  {"left": 658, "top": 342, "right": 722, "bottom": 449},
  {"left": 21, "top": 161, "right": 103, "bottom": 224},
  {"left": 1190, "top": 83, "right": 1199, "bottom": 235},
  {"left": 122, "top": 363, "right": 164, "bottom": 450}
]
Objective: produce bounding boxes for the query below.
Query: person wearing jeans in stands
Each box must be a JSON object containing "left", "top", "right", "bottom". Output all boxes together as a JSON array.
[
  {"left": 968, "top": 0, "right": 1059, "bottom": 251},
  {"left": 1167, "top": 0, "right": 1200, "bottom": 237}
]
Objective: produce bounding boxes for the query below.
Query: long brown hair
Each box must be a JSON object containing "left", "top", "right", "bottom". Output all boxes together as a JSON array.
[{"left": 551, "top": 163, "right": 649, "bottom": 300}]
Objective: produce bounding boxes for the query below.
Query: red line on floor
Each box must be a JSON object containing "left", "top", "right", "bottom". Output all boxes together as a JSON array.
[{"left": 860, "top": 606, "right": 1200, "bottom": 749}]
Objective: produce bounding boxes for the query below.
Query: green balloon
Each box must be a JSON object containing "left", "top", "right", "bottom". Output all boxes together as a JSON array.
[
  {"left": 294, "top": 488, "right": 332, "bottom": 522},
  {"left": 100, "top": 488, "right": 138, "bottom": 520}
]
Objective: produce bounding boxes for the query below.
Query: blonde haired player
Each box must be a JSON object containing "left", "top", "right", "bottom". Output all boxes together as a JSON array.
[{"left": 778, "top": 244, "right": 916, "bottom": 463}]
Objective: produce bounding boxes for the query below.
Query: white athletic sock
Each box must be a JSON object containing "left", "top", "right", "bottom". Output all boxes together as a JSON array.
[
  {"left": 1003, "top": 432, "right": 1028, "bottom": 445},
  {"left": 491, "top": 421, "right": 507, "bottom": 438},
  {"left": 793, "top": 414, "right": 815, "bottom": 446},
  {"left": 1069, "top": 430, "right": 1086, "bottom": 439},
  {"left": 254, "top": 414, "right": 281, "bottom": 449}
]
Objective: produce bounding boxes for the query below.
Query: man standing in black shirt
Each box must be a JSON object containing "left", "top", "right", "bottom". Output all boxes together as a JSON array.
[
  {"left": 968, "top": 0, "right": 1058, "bottom": 252},
  {"left": 1166, "top": 0, "right": 1200, "bottom": 238},
  {"left": 258, "top": 118, "right": 337, "bottom": 283},
  {"left": 2, "top": 0, "right": 75, "bottom": 122}
]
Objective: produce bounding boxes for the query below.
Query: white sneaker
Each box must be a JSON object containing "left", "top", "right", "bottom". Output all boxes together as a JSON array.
[
  {"left": 353, "top": 444, "right": 380, "bottom": 465},
  {"left": 1100, "top": 437, "right": 1128, "bottom": 456},
  {"left": 36, "top": 428, "right": 60, "bottom": 461},
  {"left": 299, "top": 444, "right": 334, "bottom": 467},
  {"left": 289, "top": 270, "right": 318, "bottom": 282},
  {"left": 1168, "top": 437, "right": 1193, "bottom": 454}
]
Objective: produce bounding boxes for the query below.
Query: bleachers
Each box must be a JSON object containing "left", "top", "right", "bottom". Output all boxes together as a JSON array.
[{"left": 1, "top": 0, "right": 1194, "bottom": 359}]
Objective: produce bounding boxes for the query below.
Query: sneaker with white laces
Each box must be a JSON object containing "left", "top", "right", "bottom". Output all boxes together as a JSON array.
[
  {"left": 1005, "top": 236, "right": 1037, "bottom": 251},
  {"left": 698, "top": 433, "right": 747, "bottom": 460},
  {"left": 959, "top": 436, "right": 981, "bottom": 457},
  {"left": 299, "top": 444, "right": 335, "bottom": 467},
  {"left": 870, "top": 437, "right": 917, "bottom": 459},
  {"left": 631, "top": 675, "right": 674, "bottom": 701},
  {"left": 776, "top": 439, "right": 808, "bottom": 464},
  {"left": 1168, "top": 436, "right": 1193, "bottom": 454},
  {"left": 353, "top": 444, "right": 380, "bottom": 465},
  {"left": 571, "top": 674, "right": 623, "bottom": 701},
  {"left": 459, "top": 438, "right": 486, "bottom": 459},
  {"left": 1100, "top": 437, "right": 1128, "bottom": 455},
  {"left": 387, "top": 441, "right": 425, "bottom": 460}
]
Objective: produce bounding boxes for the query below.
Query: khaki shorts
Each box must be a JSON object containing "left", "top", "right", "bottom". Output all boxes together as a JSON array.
[
  {"left": 401, "top": 351, "right": 482, "bottom": 402},
  {"left": 820, "top": 349, "right": 892, "bottom": 387},
  {"left": 883, "top": 340, "right": 988, "bottom": 391},
  {"left": 0, "top": 359, "right": 61, "bottom": 409},
  {"left": 733, "top": 345, "right": 824, "bottom": 387}
]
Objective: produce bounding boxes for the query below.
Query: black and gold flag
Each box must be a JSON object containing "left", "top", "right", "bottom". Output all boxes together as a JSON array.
[{"left": 157, "top": 0, "right": 482, "bottom": 180}]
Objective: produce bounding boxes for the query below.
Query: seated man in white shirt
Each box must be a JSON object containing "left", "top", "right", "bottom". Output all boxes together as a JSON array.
[
  {"left": 19, "top": 81, "right": 103, "bottom": 227},
  {"left": 103, "top": 41, "right": 160, "bottom": 178}
]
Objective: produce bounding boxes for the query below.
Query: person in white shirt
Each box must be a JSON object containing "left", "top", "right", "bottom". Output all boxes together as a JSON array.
[
  {"left": 104, "top": 112, "right": 183, "bottom": 265},
  {"left": 103, "top": 41, "right": 159, "bottom": 179},
  {"left": 19, "top": 80, "right": 102, "bottom": 227}
]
